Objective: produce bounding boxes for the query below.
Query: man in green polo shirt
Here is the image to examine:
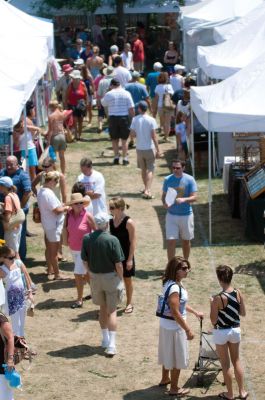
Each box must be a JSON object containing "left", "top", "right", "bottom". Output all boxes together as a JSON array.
[{"left": 81, "top": 212, "right": 124, "bottom": 357}]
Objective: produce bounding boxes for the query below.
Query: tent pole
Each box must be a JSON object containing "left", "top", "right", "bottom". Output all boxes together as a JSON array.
[
  {"left": 208, "top": 130, "right": 212, "bottom": 244},
  {"left": 190, "top": 109, "right": 195, "bottom": 178},
  {"left": 23, "top": 107, "right": 28, "bottom": 173}
]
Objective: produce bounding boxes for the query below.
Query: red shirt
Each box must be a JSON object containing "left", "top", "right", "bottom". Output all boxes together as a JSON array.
[
  {"left": 67, "top": 81, "right": 86, "bottom": 106},
  {"left": 132, "top": 39, "right": 145, "bottom": 62}
]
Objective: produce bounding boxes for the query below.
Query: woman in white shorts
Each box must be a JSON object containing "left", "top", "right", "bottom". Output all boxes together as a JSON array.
[
  {"left": 66, "top": 192, "right": 96, "bottom": 309},
  {"left": 210, "top": 265, "right": 248, "bottom": 400},
  {"left": 158, "top": 256, "right": 203, "bottom": 396},
  {"left": 37, "top": 171, "right": 69, "bottom": 281}
]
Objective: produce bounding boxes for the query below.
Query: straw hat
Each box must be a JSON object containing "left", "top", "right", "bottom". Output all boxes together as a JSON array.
[{"left": 66, "top": 193, "right": 91, "bottom": 207}]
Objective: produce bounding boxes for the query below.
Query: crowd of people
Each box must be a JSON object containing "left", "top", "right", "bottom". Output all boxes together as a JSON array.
[{"left": 0, "top": 32, "right": 249, "bottom": 400}]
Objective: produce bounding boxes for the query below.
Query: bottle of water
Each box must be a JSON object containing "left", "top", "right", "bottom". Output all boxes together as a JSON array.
[{"left": 2, "top": 364, "right": 22, "bottom": 388}]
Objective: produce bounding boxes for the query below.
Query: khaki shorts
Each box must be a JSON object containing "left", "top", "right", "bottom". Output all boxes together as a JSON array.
[
  {"left": 166, "top": 213, "right": 194, "bottom": 241},
  {"left": 90, "top": 272, "right": 125, "bottom": 312},
  {"left": 51, "top": 133, "right": 67, "bottom": 151},
  {"left": 137, "top": 149, "right": 156, "bottom": 172}
]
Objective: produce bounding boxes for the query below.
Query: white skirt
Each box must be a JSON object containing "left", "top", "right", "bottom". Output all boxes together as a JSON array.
[
  {"left": 0, "top": 375, "right": 14, "bottom": 400},
  {"left": 158, "top": 326, "right": 189, "bottom": 370}
]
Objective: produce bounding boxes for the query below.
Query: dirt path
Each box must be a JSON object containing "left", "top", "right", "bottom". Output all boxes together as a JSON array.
[{"left": 16, "top": 129, "right": 265, "bottom": 400}]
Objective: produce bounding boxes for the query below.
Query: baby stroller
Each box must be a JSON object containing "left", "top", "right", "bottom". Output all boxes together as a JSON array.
[{"left": 194, "top": 319, "right": 221, "bottom": 386}]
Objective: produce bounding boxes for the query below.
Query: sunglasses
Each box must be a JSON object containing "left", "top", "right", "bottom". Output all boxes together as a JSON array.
[
  {"left": 180, "top": 266, "right": 190, "bottom": 271},
  {"left": 4, "top": 255, "right": 16, "bottom": 261},
  {"left": 73, "top": 202, "right": 84, "bottom": 205},
  {"left": 42, "top": 165, "right": 51, "bottom": 168}
]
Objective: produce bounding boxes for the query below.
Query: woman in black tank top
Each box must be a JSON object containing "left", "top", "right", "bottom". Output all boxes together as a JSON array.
[
  {"left": 109, "top": 197, "right": 136, "bottom": 314},
  {"left": 210, "top": 265, "right": 248, "bottom": 400}
]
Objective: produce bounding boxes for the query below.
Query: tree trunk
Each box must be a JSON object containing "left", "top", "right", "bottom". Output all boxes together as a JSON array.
[{"left": 116, "top": 0, "right": 125, "bottom": 36}]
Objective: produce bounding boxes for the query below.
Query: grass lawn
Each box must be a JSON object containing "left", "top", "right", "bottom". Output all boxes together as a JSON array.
[{"left": 16, "top": 119, "right": 265, "bottom": 400}]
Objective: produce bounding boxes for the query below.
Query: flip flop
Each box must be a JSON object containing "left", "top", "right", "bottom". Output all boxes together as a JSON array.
[
  {"left": 158, "top": 381, "right": 171, "bottom": 387},
  {"left": 53, "top": 275, "right": 69, "bottom": 281},
  {"left": 238, "top": 394, "right": 249, "bottom": 400},
  {"left": 124, "top": 305, "right": 134, "bottom": 314},
  {"left": 142, "top": 193, "right": 154, "bottom": 200},
  {"left": 166, "top": 388, "right": 190, "bottom": 396},
  {"left": 218, "top": 393, "right": 234, "bottom": 400}
]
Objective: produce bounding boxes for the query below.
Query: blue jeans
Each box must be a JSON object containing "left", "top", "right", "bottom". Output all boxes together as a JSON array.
[{"left": 19, "top": 208, "right": 28, "bottom": 262}]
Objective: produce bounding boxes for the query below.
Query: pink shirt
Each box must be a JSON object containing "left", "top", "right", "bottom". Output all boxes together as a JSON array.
[{"left": 67, "top": 208, "right": 92, "bottom": 251}]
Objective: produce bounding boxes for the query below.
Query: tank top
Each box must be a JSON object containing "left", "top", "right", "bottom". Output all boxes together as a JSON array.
[
  {"left": 68, "top": 81, "right": 86, "bottom": 106},
  {"left": 67, "top": 208, "right": 92, "bottom": 251},
  {"left": 109, "top": 216, "right": 134, "bottom": 264},
  {"left": 216, "top": 289, "right": 240, "bottom": 329}
]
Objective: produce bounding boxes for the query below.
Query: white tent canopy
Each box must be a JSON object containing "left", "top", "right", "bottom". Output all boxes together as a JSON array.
[
  {"left": 0, "top": 0, "right": 53, "bottom": 127},
  {"left": 190, "top": 50, "right": 265, "bottom": 133},
  {"left": 197, "top": 4, "right": 265, "bottom": 79},
  {"left": 213, "top": 2, "right": 265, "bottom": 44},
  {"left": 181, "top": 0, "right": 263, "bottom": 70},
  {"left": 1, "top": 0, "right": 53, "bottom": 55},
  {"left": 181, "top": 0, "right": 261, "bottom": 32}
]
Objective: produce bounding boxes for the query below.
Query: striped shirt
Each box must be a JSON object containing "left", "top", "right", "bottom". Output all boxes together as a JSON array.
[
  {"left": 101, "top": 88, "right": 134, "bottom": 116},
  {"left": 216, "top": 289, "right": 240, "bottom": 329}
]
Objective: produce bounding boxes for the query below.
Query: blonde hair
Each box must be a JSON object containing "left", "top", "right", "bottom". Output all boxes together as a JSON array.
[
  {"left": 109, "top": 197, "right": 129, "bottom": 211},
  {"left": 44, "top": 171, "right": 60, "bottom": 182},
  {"left": 48, "top": 100, "right": 60, "bottom": 111}
]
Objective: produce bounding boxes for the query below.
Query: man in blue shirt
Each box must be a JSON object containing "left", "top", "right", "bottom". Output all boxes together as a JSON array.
[
  {"left": 125, "top": 71, "right": 150, "bottom": 114},
  {"left": 0, "top": 156, "right": 31, "bottom": 261},
  {"left": 146, "top": 62, "right": 163, "bottom": 111},
  {"left": 162, "top": 159, "right": 197, "bottom": 261}
]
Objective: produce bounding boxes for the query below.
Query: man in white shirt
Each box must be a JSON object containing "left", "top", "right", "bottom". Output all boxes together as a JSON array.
[
  {"left": 113, "top": 56, "right": 132, "bottom": 87},
  {"left": 101, "top": 78, "right": 135, "bottom": 165},
  {"left": 77, "top": 158, "right": 107, "bottom": 215},
  {"left": 130, "top": 101, "right": 161, "bottom": 199},
  {"left": 170, "top": 64, "right": 185, "bottom": 93}
]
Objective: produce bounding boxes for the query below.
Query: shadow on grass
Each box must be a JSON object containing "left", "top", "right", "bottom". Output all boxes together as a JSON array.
[
  {"left": 108, "top": 191, "right": 143, "bottom": 199},
  {"left": 235, "top": 260, "right": 265, "bottom": 293},
  {"left": 47, "top": 344, "right": 104, "bottom": 358},
  {"left": 42, "top": 279, "right": 75, "bottom": 293},
  {"left": 136, "top": 269, "right": 163, "bottom": 280},
  {"left": 26, "top": 258, "right": 46, "bottom": 269},
  {"left": 35, "top": 298, "right": 74, "bottom": 310}
]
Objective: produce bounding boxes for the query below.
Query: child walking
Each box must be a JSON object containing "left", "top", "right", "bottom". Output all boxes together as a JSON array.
[
  {"left": 0, "top": 245, "right": 33, "bottom": 337},
  {"left": 175, "top": 111, "right": 189, "bottom": 161}
]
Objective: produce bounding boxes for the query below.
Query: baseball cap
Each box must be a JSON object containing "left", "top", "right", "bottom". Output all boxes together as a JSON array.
[
  {"left": 131, "top": 70, "right": 140, "bottom": 78},
  {"left": 0, "top": 176, "right": 13, "bottom": 188},
  {"left": 153, "top": 62, "right": 163, "bottom": 70},
  {"left": 110, "top": 78, "right": 120, "bottom": 87},
  {"left": 174, "top": 64, "right": 185, "bottom": 72},
  {"left": 94, "top": 212, "right": 113, "bottom": 226}
]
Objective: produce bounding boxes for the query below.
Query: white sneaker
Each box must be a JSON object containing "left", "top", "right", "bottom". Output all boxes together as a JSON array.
[
  {"left": 105, "top": 346, "right": 116, "bottom": 357},
  {"left": 101, "top": 339, "right": 109, "bottom": 349}
]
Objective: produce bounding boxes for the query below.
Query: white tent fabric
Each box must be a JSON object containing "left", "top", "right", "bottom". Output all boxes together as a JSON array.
[
  {"left": 190, "top": 50, "right": 265, "bottom": 132},
  {"left": 1, "top": 0, "right": 54, "bottom": 55},
  {"left": 181, "top": 0, "right": 262, "bottom": 32},
  {"left": 0, "top": 0, "right": 53, "bottom": 127},
  {"left": 213, "top": 2, "right": 265, "bottom": 44},
  {"left": 181, "top": 0, "right": 262, "bottom": 70},
  {"left": 197, "top": 6, "right": 265, "bottom": 80}
]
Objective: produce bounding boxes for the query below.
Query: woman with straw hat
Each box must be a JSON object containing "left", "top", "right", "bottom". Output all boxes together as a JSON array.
[{"left": 66, "top": 192, "right": 96, "bottom": 309}]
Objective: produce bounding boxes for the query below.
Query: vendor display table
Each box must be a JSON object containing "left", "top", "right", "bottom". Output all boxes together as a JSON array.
[{"left": 227, "top": 164, "right": 265, "bottom": 242}]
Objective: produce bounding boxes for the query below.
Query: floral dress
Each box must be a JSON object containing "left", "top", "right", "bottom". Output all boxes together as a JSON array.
[{"left": 0, "top": 261, "right": 25, "bottom": 316}]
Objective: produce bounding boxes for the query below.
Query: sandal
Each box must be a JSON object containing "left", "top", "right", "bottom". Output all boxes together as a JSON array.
[
  {"left": 166, "top": 388, "right": 190, "bottom": 396},
  {"left": 124, "top": 305, "right": 134, "bottom": 314},
  {"left": 47, "top": 273, "right": 54, "bottom": 281},
  {"left": 53, "top": 275, "right": 69, "bottom": 281},
  {"left": 71, "top": 302, "right": 83, "bottom": 309},
  {"left": 142, "top": 193, "right": 154, "bottom": 200},
  {"left": 158, "top": 380, "right": 171, "bottom": 387},
  {"left": 218, "top": 393, "right": 234, "bottom": 400}
]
